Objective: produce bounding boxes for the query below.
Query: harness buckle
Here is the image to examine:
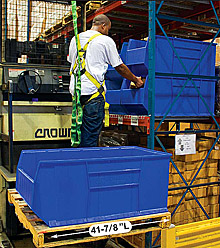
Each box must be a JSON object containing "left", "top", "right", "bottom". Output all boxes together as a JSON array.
[
  {"left": 80, "top": 68, "right": 86, "bottom": 75},
  {"left": 98, "top": 85, "right": 104, "bottom": 94}
]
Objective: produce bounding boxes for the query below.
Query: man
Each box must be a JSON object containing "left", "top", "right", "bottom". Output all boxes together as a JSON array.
[{"left": 68, "top": 14, "right": 143, "bottom": 147}]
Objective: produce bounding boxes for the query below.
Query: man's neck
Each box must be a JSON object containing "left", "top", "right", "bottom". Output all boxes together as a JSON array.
[{"left": 91, "top": 26, "right": 101, "bottom": 33}]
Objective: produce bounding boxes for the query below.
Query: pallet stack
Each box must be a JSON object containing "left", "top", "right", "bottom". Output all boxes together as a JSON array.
[
  {"left": 168, "top": 150, "right": 219, "bottom": 225},
  {"left": 151, "top": 122, "right": 220, "bottom": 245},
  {"left": 154, "top": 135, "right": 219, "bottom": 227}
]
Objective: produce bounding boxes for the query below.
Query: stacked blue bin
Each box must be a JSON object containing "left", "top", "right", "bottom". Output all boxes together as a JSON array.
[
  {"left": 16, "top": 147, "right": 171, "bottom": 227},
  {"left": 106, "top": 35, "right": 216, "bottom": 116},
  {"left": 105, "top": 42, "right": 128, "bottom": 90}
]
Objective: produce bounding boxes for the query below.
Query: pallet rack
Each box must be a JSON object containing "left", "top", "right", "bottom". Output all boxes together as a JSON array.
[
  {"left": 148, "top": 1, "right": 220, "bottom": 247},
  {"left": 1, "top": 0, "right": 220, "bottom": 247},
  {"left": 109, "top": 114, "right": 150, "bottom": 134}
]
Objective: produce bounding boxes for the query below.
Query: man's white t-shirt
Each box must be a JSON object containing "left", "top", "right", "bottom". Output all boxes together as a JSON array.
[{"left": 68, "top": 30, "right": 123, "bottom": 96}]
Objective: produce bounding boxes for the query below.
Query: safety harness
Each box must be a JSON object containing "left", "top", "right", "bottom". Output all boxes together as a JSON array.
[{"left": 71, "top": 1, "right": 109, "bottom": 147}]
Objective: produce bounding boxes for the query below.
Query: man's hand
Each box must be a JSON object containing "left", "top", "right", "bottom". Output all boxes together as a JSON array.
[
  {"left": 135, "top": 77, "right": 144, "bottom": 88},
  {"left": 115, "top": 64, "right": 145, "bottom": 88}
]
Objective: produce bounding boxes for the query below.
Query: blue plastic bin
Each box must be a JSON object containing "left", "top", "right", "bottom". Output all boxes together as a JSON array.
[
  {"left": 126, "top": 36, "right": 216, "bottom": 76},
  {"left": 106, "top": 35, "right": 216, "bottom": 116},
  {"left": 105, "top": 42, "right": 128, "bottom": 90},
  {"left": 16, "top": 146, "right": 171, "bottom": 227}
]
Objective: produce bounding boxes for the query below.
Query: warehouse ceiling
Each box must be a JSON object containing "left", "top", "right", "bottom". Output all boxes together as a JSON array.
[{"left": 41, "top": 0, "right": 220, "bottom": 44}]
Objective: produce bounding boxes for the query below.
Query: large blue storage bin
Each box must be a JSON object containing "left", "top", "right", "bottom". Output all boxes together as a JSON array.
[
  {"left": 106, "top": 35, "right": 216, "bottom": 116},
  {"left": 16, "top": 146, "right": 171, "bottom": 227}
]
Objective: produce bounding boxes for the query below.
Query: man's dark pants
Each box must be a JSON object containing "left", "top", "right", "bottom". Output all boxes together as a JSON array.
[{"left": 80, "top": 94, "right": 105, "bottom": 147}]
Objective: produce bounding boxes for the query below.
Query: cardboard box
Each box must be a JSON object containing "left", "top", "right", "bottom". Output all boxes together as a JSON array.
[
  {"left": 185, "top": 161, "right": 200, "bottom": 171},
  {"left": 198, "top": 197, "right": 209, "bottom": 207},
  {"left": 185, "top": 200, "right": 197, "bottom": 210},
  {"left": 167, "top": 195, "right": 173, "bottom": 206},
  {"left": 208, "top": 195, "right": 219, "bottom": 205},
  {"left": 193, "top": 123, "right": 217, "bottom": 138},
  {"left": 172, "top": 173, "right": 184, "bottom": 184},
  {"left": 206, "top": 159, "right": 218, "bottom": 168},
  {"left": 195, "top": 178, "right": 208, "bottom": 184},
  {"left": 207, "top": 167, "right": 218, "bottom": 177},
  {"left": 207, "top": 176, "right": 219, "bottom": 183},
  {"left": 207, "top": 186, "right": 219, "bottom": 196},
  {"left": 210, "top": 149, "right": 220, "bottom": 159},
  {"left": 175, "top": 151, "right": 208, "bottom": 162},
  {"left": 172, "top": 161, "right": 185, "bottom": 174},
  {"left": 173, "top": 194, "right": 187, "bottom": 206},
  {"left": 197, "top": 187, "right": 207, "bottom": 198},
  {"left": 212, "top": 212, "right": 219, "bottom": 218},
  {"left": 185, "top": 188, "right": 198, "bottom": 200},
  {"left": 196, "top": 138, "right": 214, "bottom": 151},
  {"left": 209, "top": 204, "right": 219, "bottom": 215}
]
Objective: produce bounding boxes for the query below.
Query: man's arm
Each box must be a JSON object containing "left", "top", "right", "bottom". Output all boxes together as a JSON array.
[{"left": 115, "top": 63, "right": 144, "bottom": 88}]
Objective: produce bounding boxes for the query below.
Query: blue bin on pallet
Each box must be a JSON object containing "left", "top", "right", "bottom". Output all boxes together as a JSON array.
[
  {"left": 106, "top": 35, "right": 216, "bottom": 116},
  {"left": 105, "top": 42, "right": 128, "bottom": 90},
  {"left": 16, "top": 146, "right": 171, "bottom": 227}
]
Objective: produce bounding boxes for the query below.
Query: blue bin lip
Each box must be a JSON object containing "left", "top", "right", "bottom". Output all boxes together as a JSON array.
[{"left": 19, "top": 146, "right": 171, "bottom": 158}]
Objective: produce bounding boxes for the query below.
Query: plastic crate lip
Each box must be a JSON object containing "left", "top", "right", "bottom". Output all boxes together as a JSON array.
[
  {"left": 155, "top": 35, "right": 217, "bottom": 46},
  {"left": 19, "top": 146, "right": 171, "bottom": 156},
  {"left": 48, "top": 207, "right": 169, "bottom": 227},
  {"left": 88, "top": 168, "right": 141, "bottom": 175},
  {"left": 17, "top": 168, "right": 34, "bottom": 183},
  {"left": 127, "top": 35, "right": 217, "bottom": 50},
  {"left": 35, "top": 154, "right": 171, "bottom": 167}
]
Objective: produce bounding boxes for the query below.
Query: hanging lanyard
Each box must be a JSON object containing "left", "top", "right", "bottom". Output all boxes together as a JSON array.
[{"left": 70, "top": 0, "right": 83, "bottom": 147}]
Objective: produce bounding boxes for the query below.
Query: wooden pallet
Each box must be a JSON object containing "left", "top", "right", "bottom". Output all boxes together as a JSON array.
[
  {"left": 38, "top": 1, "right": 101, "bottom": 42},
  {"left": 8, "top": 189, "right": 171, "bottom": 248}
]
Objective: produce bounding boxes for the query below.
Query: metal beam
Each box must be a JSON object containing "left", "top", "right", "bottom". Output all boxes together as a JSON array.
[
  {"left": 120, "top": 3, "right": 148, "bottom": 14},
  {"left": 166, "top": 31, "right": 200, "bottom": 39},
  {"left": 158, "top": 4, "right": 216, "bottom": 34},
  {"left": 27, "top": 0, "right": 31, "bottom": 41},
  {"left": 86, "top": 1, "right": 127, "bottom": 23},
  {"left": 107, "top": 13, "right": 147, "bottom": 23},
  {"left": 159, "top": 9, "right": 180, "bottom": 16},
  {"left": 182, "top": 25, "right": 218, "bottom": 34},
  {"left": 189, "top": 0, "right": 210, "bottom": 4},
  {"left": 110, "top": 29, "right": 128, "bottom": 35},
  {"left": 156, "top": 129, "right": 220, "bottom": 135},
  {"left": 157, "top": 14, "right": 220, "bottom": 29},
  {"left": 123, "top": 3, "right": 178, "bottom": 15},
  {"left": 111, "top": 20, "right": 142, "bottom": 27},
  {"left": 110, "top": 25, "right": 136, "bottom": 31},
  {"left": 147, "top": 1, "right": 156, "bottom": 150},
  {"left": 163, "top": 2, "right": 194, "bottom": 10},
  {"left": 156, "top": 72, "right": 218, "bottom": 80},
  {"left": 169, "top": 181, "right": 220, "bottom": 191}
]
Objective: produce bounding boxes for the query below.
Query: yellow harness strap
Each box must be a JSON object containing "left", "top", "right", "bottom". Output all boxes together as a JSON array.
[{"left": 70, "top": 33, "right": 110, "bottom": 127}]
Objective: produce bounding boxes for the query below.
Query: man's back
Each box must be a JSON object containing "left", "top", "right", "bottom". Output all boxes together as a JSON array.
[{"left": 68, "top": 30, "right": 122, "bottom": 95}]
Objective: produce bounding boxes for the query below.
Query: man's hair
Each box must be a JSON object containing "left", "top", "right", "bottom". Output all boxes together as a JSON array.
[{"left": 92, "top": 14, "right": 110, "bottom": 26}]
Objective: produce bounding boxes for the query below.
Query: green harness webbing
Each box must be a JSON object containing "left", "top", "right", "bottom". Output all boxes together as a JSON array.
[{"left": 71, "top": 0, "right": 82, "bottom": 147}]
